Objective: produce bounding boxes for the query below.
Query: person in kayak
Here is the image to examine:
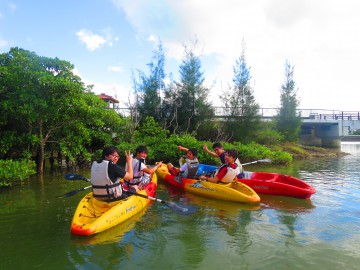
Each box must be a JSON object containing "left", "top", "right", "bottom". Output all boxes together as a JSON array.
[
  {"left": 203, "top": 142, "right": 244, "bottom": 178},
  {"left": 167, "top": 145, "right": 199, "bottom": 179},
  {"left": 199, "top": 149, "right": 240, "bottom": 183},
  {"left": 124, "top": 145, "right": 163, "bottom": 192},
  {"left": 90, "top": 146, "right": 133, "bottom": 202}
]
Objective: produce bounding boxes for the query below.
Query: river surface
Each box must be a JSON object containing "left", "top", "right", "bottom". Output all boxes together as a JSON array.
[{"left": 1, "top": 143, "right": 359, "bottom": 270}]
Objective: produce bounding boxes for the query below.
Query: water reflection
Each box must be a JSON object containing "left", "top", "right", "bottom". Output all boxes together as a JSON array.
[
  {"left": 260, "top": 195, "right": 315, "bottom": 212},
  {"left": 1, "top": 144, "right": 360, "bottom": 269},
  {"left": 71, "top": 205, "right": 150, "bottom": 245}
]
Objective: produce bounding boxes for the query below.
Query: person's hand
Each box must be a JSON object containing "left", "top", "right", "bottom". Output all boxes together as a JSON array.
[
  {"left": 203, "top": 144, "right": 208, "bottom": 152},
  {"left": 177, "top": 145, "right": 183, "bottom": 150},
  {"left": 156, "top": 161, "right": 163, "bottom": 169},
  {"left": 124, "top": 150, "right": 132, "bottom": 163},
  {"left": 199, "top": 175, "right": 207, "bottom": 181}
]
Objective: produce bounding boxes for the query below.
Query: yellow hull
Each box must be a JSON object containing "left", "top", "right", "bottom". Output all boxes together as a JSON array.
[
  {"left": 70, "top": 173, "right": 157, "bottom": 236},
  {"left": 183, "top": 180, "right": 260, "bottom": 203},
  {"left": 156, "top": 164, "right": 260, "bottom": 203}
]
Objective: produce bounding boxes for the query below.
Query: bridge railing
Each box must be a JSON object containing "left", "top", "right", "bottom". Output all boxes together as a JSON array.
[
  {"left": 113, "top": 107, "right": 360, "bottom": 120},
  {"left": 214, "top": 108, "right": 360, "bottom": 120}
]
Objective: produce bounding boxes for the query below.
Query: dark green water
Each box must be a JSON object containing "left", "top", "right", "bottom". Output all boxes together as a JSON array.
[{"left": 1, "top": 143, "right": 359, "bottom": 270}]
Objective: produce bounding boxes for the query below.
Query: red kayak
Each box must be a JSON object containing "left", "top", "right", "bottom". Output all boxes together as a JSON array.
[
  {"left": 240, "top": 171, "right": 316, "bottom": 199},
  {"left": 197, "top": 164, "right": 316, "bottom": 199}
]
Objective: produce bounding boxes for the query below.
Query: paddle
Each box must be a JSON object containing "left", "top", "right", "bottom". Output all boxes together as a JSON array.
[
  {"left": 197, "top": 158, "right": 272, "bottom": 178},
  {"left": 242, "top": 158, "right": 272, "bottom": 166},
  {"left": 65, "top": 173, "right": 89, "bottom": 182},
  {"left": 125, "top": 190, "right": 197, "bottom": 215},
  {"left": 61, "top": 185, "right": 92, "bottom": 197},
  {"left": 63, "top": 173, "right": 197, "bottom": 215}
]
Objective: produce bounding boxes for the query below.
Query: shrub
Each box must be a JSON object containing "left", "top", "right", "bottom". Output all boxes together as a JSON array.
[
  {"left": 0, "top": 159, "right": 36, "bottom": 187},
  {"left": 252, "top": 129, "right": 285, "bottom": 146}
]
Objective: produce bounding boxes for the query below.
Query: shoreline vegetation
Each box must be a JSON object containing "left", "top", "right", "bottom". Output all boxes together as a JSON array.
[
  {"left": 0, "top": 140, "right": 348, "bottom": 188},
  {"left": 0, "top": 48, "right": 349, "bottom": 186},
  {"left": 273, "top": 142, "right": 348, "bottom": 160}
]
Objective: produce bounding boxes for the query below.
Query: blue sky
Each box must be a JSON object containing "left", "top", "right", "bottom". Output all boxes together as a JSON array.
[{"left": 1, "top": 0, "right": 359, "bottom": 111}]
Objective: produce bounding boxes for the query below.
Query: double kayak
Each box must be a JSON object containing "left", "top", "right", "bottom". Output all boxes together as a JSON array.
[
  {"left": 197, "top": 164, "right": 316, "bottom": 199},
  {"left": 156, "top": 164, "right": 260, "bottom": 203},
  {"left": 70, "top": 173, "right": 157, "bottom": 236}
]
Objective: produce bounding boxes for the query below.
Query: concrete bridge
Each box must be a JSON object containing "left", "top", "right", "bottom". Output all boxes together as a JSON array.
[
  {"left": 115, "top": 106, "right": 360, "bottom": 148},
  {"left": 213, "top": 108, "right": 360, "bottom": 148}
]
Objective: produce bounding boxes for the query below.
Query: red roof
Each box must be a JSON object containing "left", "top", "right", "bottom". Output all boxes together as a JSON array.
[{"left": 98, "top": 93, "right": 119, "bottom": 103}]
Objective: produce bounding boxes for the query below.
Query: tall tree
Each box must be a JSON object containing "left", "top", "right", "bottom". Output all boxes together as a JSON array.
[
  {"left": 133, "top": 41, "right": 165, "bottom": 124},
  {"left": 222, "top": 41, "right": 260, "bottom": 142},
  {"left": 0, "top": 47, "right": 122, "bottom": 174},
  {"left": 275, "top": 60, "right": 301, "bottom": 142},
  {"left": 164, "top": 43, "right": 213, "bottom": 135}
]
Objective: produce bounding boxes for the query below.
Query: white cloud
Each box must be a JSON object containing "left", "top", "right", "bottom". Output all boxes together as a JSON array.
[
  {"left": 147, "top": 34, "right": 157, "bottom": 42},
  {"left": 76, "top": 29, "right": 107, "bottom": 51},
  {"left": 73, "top": 66, "right": 131, "bottom": 106},
  {"left": 8, "top": 3, "right": 16, "bottom": 11},
  {"left": 0, "top": 38, "right": 8, "bottom": 48},
  {"left": 113, "top": 0, "right": 360, "bottom": 110},
  {"left": 108, "top": 66, "right": 122, "bottom": 72}
]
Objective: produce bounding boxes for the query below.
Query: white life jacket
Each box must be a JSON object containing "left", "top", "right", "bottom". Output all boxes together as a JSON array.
[
  {"left": 180, "top": 157, "right": 199, "bottom": 179},
  {"left": 215, "top": 163, "right": 240, "bottom": 183},
  {"left": 90, "top": 160, "right": 123, "bottom": 201},
  {"left": 235, "top": 158, "right": 243, "bottom": 173},
  {"left": 219, "top": 152, "right": 243, "bottom": 174},
  {"left": 125, "top": 158, "right": 150, "bottom": 186}
]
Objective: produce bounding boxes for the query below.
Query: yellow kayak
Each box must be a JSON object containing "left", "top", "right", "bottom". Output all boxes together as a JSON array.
[
  {"left": 72, "top": 205, "right": 150, "bottom": 244},
  {"left": 156, "top": 164, "right": 260, "bottom": 203},
  {"left": 70, "top": 173, "right": 157, "bottom": 236}
]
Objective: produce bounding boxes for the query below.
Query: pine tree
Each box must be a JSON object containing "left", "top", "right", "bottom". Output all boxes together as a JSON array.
[
  {"left": 222, "top": 41, "right": 260, "bottom": 142},
  {"left": 275, "top": 60, "right": 301, "bottom": 142},
  {"left": 163, "top": 43, "right": 213, "bottom": 134},
  {"left": 133, "top": 42, "right": 165, "bottom": 123}
]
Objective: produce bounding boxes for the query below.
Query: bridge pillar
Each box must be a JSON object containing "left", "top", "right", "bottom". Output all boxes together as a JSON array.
[
  {"left": 321, "top": 137, "right": 341, "bottom": 148},
  {"left": 300, "top": 122, "right": 341, "bottom": 149}
]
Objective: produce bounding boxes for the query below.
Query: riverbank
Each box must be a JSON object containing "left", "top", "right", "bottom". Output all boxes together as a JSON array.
[{"left": 276, "top": 142, "right": 349, "bottom": 160}]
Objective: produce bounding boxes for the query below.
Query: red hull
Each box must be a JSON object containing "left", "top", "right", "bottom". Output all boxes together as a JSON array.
[{"left": 239, "top": 172, "right": 316, "bottom": 199}]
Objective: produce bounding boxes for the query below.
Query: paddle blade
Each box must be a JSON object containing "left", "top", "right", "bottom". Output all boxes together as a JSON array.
[
  {"left": 65, "top": 173, "right": 88, "bottom": 181},
  {"left": 60, "top": 185, "right": 92, "bottom": 198},
  {"left": 165, "top": 201, "right": 197, "bottom": 215},
  {"left": 61, "top": 188, "right": 82, "bottom": 197},
  {"left": 259, "top": 158, "right": 272, "bottom": 163}
]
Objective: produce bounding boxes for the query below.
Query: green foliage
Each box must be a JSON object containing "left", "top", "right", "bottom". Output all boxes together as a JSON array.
[
  {"left": 221, "top": 41, "right": 261, "bottom": 142},
  {"left": 252, "top": 129, "right": 285, "bottom": 146},
  {"left": 275, "top": 61, "right": 301, "bottom": 142},
  {"left": 132, "top": 116, "right": 168, "bottom": 163},
  {"left": 0, "top": 48, "right": 124, "bottom": 173},
  {"left": 156, "top": 134, "right": 200, "bottom": 164},
  {"left": 269, "top": 151, "right": 293, "bottom": 164},
  {"left": 289, "top": 145, "right": 306, "bottom": 156},
  {"left": 133, "top": 42, "right": 165, "bottom": 124},
  {"left": 162, "top": 43, "right": 214, "bottom": 134},
  {"left": 0, "top": 159, "right": 36, "bottom": 187}
]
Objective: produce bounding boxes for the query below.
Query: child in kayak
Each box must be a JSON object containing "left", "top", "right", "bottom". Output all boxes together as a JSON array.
[
  {"left": 199, "top": 149, "right": 241, "bottom": 183},
  {"left": 167, "top": 145, "right": 199, "bottom": 179},
  {"left": 203, "top": 142, "right": 244, "bottom": 178},
  {"left": 91, "top": 146, "right": 133, "bottom": 202},
  {"left": 124, "top": 145, "right": 163, "bottom": 191}
]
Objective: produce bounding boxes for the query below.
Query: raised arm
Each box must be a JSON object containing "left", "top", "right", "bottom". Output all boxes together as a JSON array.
[
  {"left": 202, "top": 144, "right": 218, "bottom": 157},
  {"left": 142, "top": 161, "right": 163, "bottom": 174},
  {"left": 123, "top": 150, "right": 133, "bottom": 180},
  {"left": 177, "top": 145, "right": 189, "bottom": 153}
]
